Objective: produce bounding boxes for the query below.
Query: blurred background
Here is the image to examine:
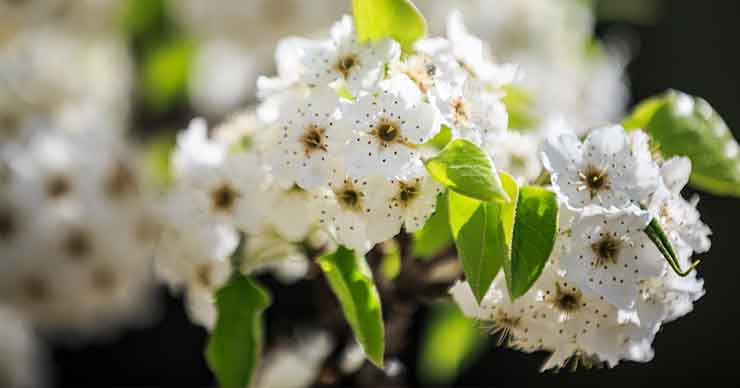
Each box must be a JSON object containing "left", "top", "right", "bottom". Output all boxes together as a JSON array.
[{"left": 2, "top": 0, "right": 740, "bottom": 386}]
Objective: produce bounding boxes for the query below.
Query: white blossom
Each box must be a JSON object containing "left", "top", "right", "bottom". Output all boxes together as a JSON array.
[{"left": 542, "top": 125, "right": 659, "bottom": 209}]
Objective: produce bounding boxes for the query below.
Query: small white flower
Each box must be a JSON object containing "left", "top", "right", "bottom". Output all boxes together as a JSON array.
[
  {"left": 482, "top": 131, "right": 541, "bottom": 183},
  {"left": 561, "top": 206, "right": 665, "bottom": 309},
  {"left": 265, "top": 87, "right": 343, "bottom": 189},
  {"left": 432, "top": 78, "right": 508, "bottom": 144},
  {"left": 265, "top": 184, "right": 321, "bottom": 242},
  {"left": 343, "top": 76, "right": 440, "bottom": 178},
  {"left": 301, "top": 15, "right": 400, "bottom": 91},
  {"left": 367, "top": 163, "right": 443, "bottom": 236},
  {"left": 541, "top": 125, "right": 659, "bottom": 209},
  {"left": 316, "top": 165, "right": 377, "bottom": 254}
]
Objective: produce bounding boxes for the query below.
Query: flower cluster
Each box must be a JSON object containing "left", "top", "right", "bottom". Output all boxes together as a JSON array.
[
  {"left": 154, "top": 14, "right": 517, "bottom": 327},
  {"left": 0, "top": 129, "right": 158, "bottom": 334},
  {"left": 452, "top": 125, "right": 709, "bottom": 370}
]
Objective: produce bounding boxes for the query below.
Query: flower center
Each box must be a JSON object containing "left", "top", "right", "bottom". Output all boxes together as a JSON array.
[
  {"left": 579, "top": 164, "right": 610, "bottom": 199},
  {"left": 211, "top": 183, "right": 240, "bottom": 212},
  {"left": 23, "top": 275, "right": 49, "bottom": 303},
  {"left": 402, "top": 58, "right": 436, "bottom": 94},
  {"left": 0, "top": 208, "right": 14, "bottom": 241},
  {"left": 374, "top": 118, "right": 402, "bottom": 144},
  {"left": 451, "top": 97, "right": 470, "bottom": 125},
  {"left": 553, "top": 282, "right": 583, "bottom": 313},
  {"left": 195, "top": 264, "right": 213, "bottom": 288},
  {"left": 591, "top": 235, "right": 622, "bottom": 266},
  {"left": 46, "top": 174, "right": 71, "bottom": 199},
  {"left": 105, "top": 161, "right": 137, "bottom": 198},
  {"left": 398, "top": 182, "right": 418, "bottom": 205},
  {"left": 91, "top": 267, "right": 117, "bottom": 293},
  {"left": 63, "top": 228, "right": 92, "bottom": 259},
  {"left": 301, "top": 124, "right": 328, "bottom": 155},
  {"left": 337, "top": 183, "right": 363, "bottom": 212},
  {"left": 335, "top": 54, "right": 359, "bottom": 79}
]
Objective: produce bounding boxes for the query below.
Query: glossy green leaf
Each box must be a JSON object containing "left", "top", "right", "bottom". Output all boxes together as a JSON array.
[
  {"left": 352, "top": 0, "right": 427, "bottom": 51},
  {"left": 622, "top": 95, "right": 663, "bottom": 130},
  {"left": 448, "top": 173, "right": 518, "bottom": 303},
  {"left": 317, "top": 246, "right": 384, "bottom": 368},
  {"left": 418, "top": 302, "right": 487, "bottom": 384},
  {"left": 425, "top": 139, "right": 510, "bottom": 203},
  {"left": 507, "top": 186, "right": 558, "bottom": 299},
  {"left": 412, "top": 191, "right": 453, "bottom": 259},
  {"left": 625, "top": 90, "right": 740, "bottom": 196},
  {"left": 206, "top": 274, "right": 270, "bottom": 388},
  {"left": 424, "top": 124, "right": 453, "bottom": 150}
]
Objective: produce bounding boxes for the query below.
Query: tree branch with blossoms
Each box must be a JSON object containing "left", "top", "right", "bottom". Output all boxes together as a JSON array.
[{"left": 146, "top": 1, "right": 740, "bottom": 387}]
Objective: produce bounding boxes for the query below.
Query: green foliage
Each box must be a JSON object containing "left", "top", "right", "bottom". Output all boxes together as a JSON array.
[
  {"left": 318, "top": 247, "right": 385, "bottom": 368},
  {"left": 624, "top": 90, "right": 740, "bottom": 196},
  {"left": 448, "top": 173, "right": 518, "bottom": 303},
  {"left": 506, "top": 186, "right": 558, "bottom": 299},
  {"left": 425, "top": 139, "right": 510, "bottom": 203},
  {"left": 206, "top": 274, "right": 271, "bottom": 388},
  {"left": 417, "top": 303, "right": 487, "bottom": 385},
  {"left": 144, "top": 134, "right": 175, "bottom": 187},
  {"left": 412, "top": 192, "right": 453, "bottom": 259},
  {"left": 424, "top": 124, "right": 453, "bottom": 150},
  {"left": 140, "top": 38, "right": 195, "bottom": 112},
  {"left": 379, "top": 241, "right": 402, "bottom": 280},
  {"left": 352, "top": 0, "right": 427, "bottom": 51},
  {"left": 501, "top": 85, "right": 538, "bottom": 130}
]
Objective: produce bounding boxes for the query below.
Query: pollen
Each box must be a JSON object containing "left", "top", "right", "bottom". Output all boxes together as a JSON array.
[
  {"left": 552, "top": 282, "right": 583, "bottom": 314},
  {"left": 46, "top": 174, "right": 71, "bottom": 199},
  {"left": 300, "top": 124, "right": 328, "bottom": 155},
  {"left": 105, "top": 161, "right": 137, "bottom": 198},
  {"left": 578, "top": 164, "right": 611, "bottom": 199},
  {"left": 63, "top": 228, "right": 93, "bottom": 259},
  {"left": 372, "top": 118, "right": 403, "bottom": 145},
  {"left": 210, "top": 183, "right": 240, "bottom": 212},
  {"left": 395, "top": 180, "right": 419, "bottom": 208},
  {"left": 451, "top": 97, "right": 471, "bottom": 125},
  {"left": 335, "top": 53, "right": 360, "bottom": 79},
  {"left": 591, "top": 234, "right": 622, "bottom": 266},
  {"left": 336, "top": 182, "right": 364, "bottom": 213}
]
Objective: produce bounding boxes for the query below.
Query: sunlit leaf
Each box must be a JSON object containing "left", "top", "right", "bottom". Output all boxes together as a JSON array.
[
  {"left": 507, "top": 186, "right": 558, "bottom": 299},
  {"left": 206, "top": 274, "right": 270, "bottom": 388},
  {"left": 448, "top": 173, "right": 518, "bottom": 302},
  {"left": 425, "top": 139, "right": 510, "bottom": 203},
  {"left": 418, "top": 302, "right": 487, "bottom": 384},
  {"left": 352, "top": 0, "right": 427, "bottom": 51},
  {"left": 625, "top": 90, "right": 740, "bottom": 196},
  {"left": 412, "top": 191, "right": 453, "bottom": 259},
  {"left": 318, "top": 246, "right": 384, "bottom": 368}
]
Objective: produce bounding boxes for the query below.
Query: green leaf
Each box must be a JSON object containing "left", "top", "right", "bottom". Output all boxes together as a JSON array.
[
  {"left": 379, "top": 241, "right": 402, "bottom": 280},
  {"left": 206, "top": 274, "right": 271, "bottom": 388},
  {"left": 417, "top": 302, "right": 487, "bottom": 384},
  {"left": 144, "top": 134, "right": 175, "bottom": 187},
  {"left": 623, "top": 95, "right": 663, "bottom": 130},
  {"left": 424, "top": 124, "right": 453, "bottom": 150},
  {"left": 507, "top": 186, "right": 558, "bottom": 299},
  {"left": 448, "top": 173, "right": 518, "bottom": 303},
  {"left": 624, "top": 90, "right": 740, "bottom": 196},
  {"left": 425, "top": 139, "right": 510, "bottom": 203},
  {"left": 412, "top": 191, "right": 453, "bottom": 259},
  {"left": 352, "top": 0, "right": 427, "bottom": 51},
  {"left": 501, "top": 85, "right": 538, "bottom": 131},
  {"left": 317, "top": 246, "right": 384, "bottom": 368},
  {"left": 140, "top": 38, "right": 195, "bottom": 112}
]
